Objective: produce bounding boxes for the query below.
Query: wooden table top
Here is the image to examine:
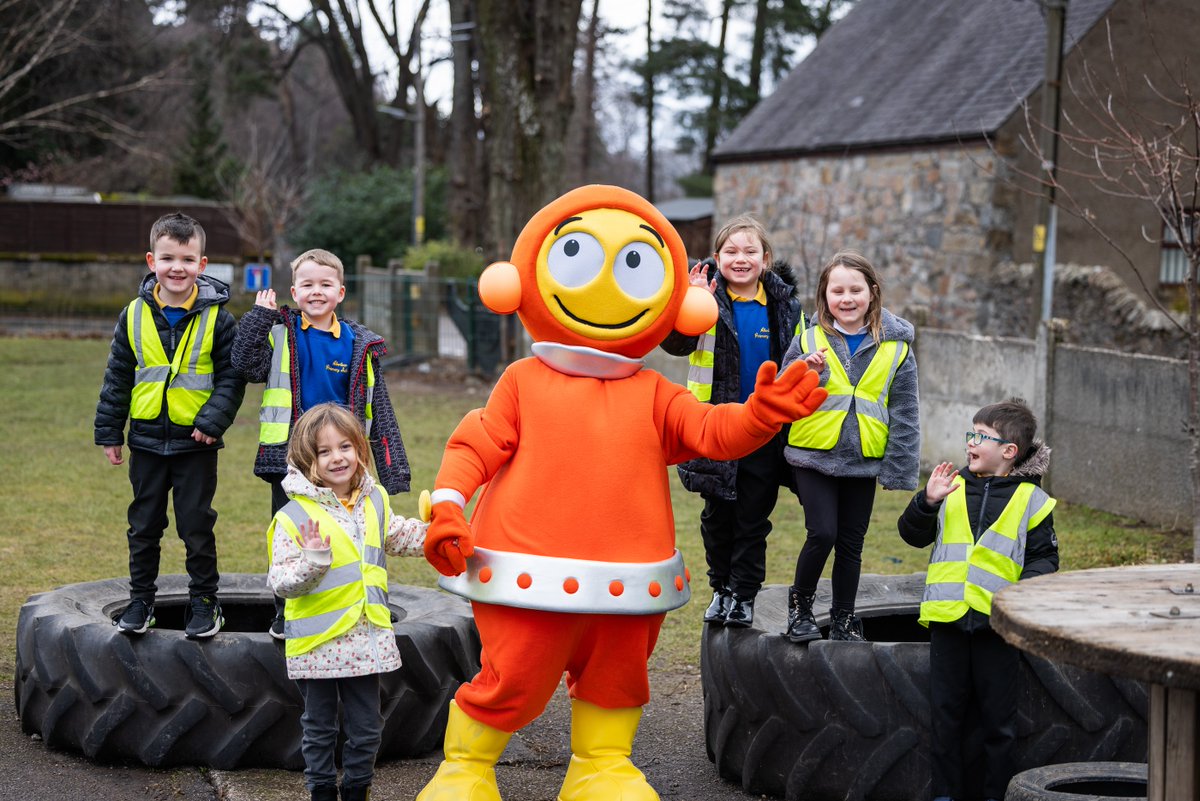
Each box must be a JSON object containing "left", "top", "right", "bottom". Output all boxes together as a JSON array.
[{"left": 991, "top": 563, "right": 1200, "bottom": 689}]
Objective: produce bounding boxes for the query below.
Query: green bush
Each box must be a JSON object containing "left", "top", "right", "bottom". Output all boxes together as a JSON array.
[
  {"left": 403, "top": 240, "right": 485, "bottom": 278},
  {"left": 288, "top": 165, "right": 447, "bottom": 270}
]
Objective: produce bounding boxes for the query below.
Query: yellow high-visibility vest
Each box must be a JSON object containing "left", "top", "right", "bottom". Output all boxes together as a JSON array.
[
  {"left": 919, "top": 477, "right": 1055, "bottom": 625},
  {"left": 786, "top": 326, "right": 907, "bottom": 457},
  {"left": 686, "top": 311, "right": 806, "bottom": 402},
  {"left": 126, "top": 299, "right": 217, "bottom": 424},
  {"left": 258, "top": 323, "right": 376, "bottom": 445},
  {"left": 269, "top": 487, "right": 393, "bottom": 657}
]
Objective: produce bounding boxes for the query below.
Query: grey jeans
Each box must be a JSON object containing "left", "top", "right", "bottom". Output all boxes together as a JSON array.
[{"left": 296, "top": 674, "right": 382, "bottom": 790}]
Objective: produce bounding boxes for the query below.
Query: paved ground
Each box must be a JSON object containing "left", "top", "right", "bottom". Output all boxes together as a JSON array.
[{"left": 1, "top": 669, "right": 765, "bottom": 801}]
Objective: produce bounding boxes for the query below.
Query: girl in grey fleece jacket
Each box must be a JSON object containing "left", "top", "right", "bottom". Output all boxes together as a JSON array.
[{"left": 779, "top": 250, "right": 920, "bottom": 642}]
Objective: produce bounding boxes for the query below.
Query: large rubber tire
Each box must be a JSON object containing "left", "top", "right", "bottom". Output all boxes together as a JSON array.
[
  {"left": 701, "top": 574, "right": 1147, "bottom": 801},
  {"left": 1005, "top": 761, "right": 1147, "bottom": 800},
  {"left": 14, "top": 573, "right": 480, "bottom": 769}
]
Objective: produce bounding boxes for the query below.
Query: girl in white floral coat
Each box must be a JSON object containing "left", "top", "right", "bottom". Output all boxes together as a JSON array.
[{"left": 267, "top": 403, "right": 426, "bottom": 801}]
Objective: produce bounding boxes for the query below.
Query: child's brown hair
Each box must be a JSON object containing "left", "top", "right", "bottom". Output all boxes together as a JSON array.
[
  {"left": 287, "top": 403, "right": 371, "bottom": 489},
  {"left": 814, "top": 249, "right": 883, "bottom": 342},
  {"left": 150, "top": 212, "right": 206, "bottom": 254},
  {"left": 974, "top": 397, "right": 1038, "bottom": 462},
  {"left": 290, "top": 248, "right": 345, "bottom": 282}
]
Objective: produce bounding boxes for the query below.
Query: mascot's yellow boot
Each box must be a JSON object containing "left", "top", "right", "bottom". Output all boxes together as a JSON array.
[
  {"left": 557, "top": 699, "right": 659, "bottom": 801},
  {"left": 415, "top": 701, "right": 511, "bottom": 801}
]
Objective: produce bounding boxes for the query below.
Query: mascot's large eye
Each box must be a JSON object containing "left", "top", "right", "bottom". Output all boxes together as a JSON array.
[
  {"left": 612, "top": 241, "right": 666, "bottom": 299},
  {"left": 547, "top": 232, "right": 605, "bottom": 288}
]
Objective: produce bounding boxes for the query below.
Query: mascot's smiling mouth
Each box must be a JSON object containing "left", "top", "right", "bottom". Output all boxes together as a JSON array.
[{"left": 554, "top": 296, "right": 648, "bottom": 330}]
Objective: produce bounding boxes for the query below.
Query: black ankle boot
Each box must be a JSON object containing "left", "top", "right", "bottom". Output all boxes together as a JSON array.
[
  {"left": 339, "top": 783, "right": 371, "bottom": 801},
  {"left": 310, "top": 785, "right": 338, "bottom": 801},
  {"left": 724, "top": 594, "right": 755, "bottom": 627},
  {"left": 829, "top": 608, "right": 865, "bottom": 641},
  {"left": 785, "top": 587, "right": 821, "bottom": 642},
  {"left": 703, "top": 587, "right": 732, "bottom": 624}
]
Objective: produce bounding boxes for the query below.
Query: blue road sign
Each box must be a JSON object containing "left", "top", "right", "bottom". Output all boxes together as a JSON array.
[{"left": 244, "top": 263, "right": 271, "bottom": 292}]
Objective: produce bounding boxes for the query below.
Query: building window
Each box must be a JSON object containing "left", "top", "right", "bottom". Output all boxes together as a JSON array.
[{"left": 1160, "top": 212, "right": 1196, "bottom": 286}]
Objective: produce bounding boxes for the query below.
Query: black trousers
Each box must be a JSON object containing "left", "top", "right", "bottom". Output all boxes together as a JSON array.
[
  {"left": 699, "top": 435, "right": 789, "bottom": 599},
  {"left": 126, "top": 448, "right": 219, "bottom": 601},
  {"left": 928, "top": 622, "right": 1019, "bottom": 800},
  {"left": 791, "top": 468, "right": 876, "bottom": 610}
]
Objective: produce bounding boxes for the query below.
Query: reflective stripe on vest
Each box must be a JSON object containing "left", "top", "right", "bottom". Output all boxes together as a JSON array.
[
  {"left": 919, "top": 477, "right": 1056, "bottom": 625},
  {"left": 686, "top": 310, "right": 807, "bottom": 402},
  {"left": 269, "top": 487, "right": 392, "bottom": 657},
  {"left": 258, "top": 323, "right": 377, "bottom": 444},
  {"left": 786, "top": 326, "right": 907, "bottom": 457},
  {"left": 127, "top": 299, "right": 217, "bottom": 424}
]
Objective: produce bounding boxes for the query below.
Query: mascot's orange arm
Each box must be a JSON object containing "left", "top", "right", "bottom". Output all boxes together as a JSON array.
[
  {"left": 434, "top": 370, "right": 520, "bottom": 498},
  {"left": 658, "top": 382, "right": 775, "bottom": 465}
]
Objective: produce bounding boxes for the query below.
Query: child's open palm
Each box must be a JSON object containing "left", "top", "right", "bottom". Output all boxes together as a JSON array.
[
  {"left": 924, "top": 462, "right": 960, "bottom": 504},
  {"left": 295, "top": 518, "right": 331, "bottom": 551},
  {"left": 255, "top": 288, "right": 278, "bottom": 309}
]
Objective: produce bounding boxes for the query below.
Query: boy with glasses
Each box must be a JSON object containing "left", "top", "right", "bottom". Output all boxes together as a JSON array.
[{"left": 897, "top": 397, "right": 1059, "bottom": 801}]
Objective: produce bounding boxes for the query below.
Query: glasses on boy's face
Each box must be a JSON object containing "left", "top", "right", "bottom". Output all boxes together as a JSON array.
[{"left": 965, "top": 431, "right": 1010, "bottom": 446}]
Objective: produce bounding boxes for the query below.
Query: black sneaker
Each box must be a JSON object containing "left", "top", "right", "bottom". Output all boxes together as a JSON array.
[
  {"left": 185, "top": 595, "right": 223, "bottom": 639},
  {"left": 115, "top": 599, "right": 155, "bottom": 634},
  {"left": 269, "top": 613, "right": 286, "bottom": 641}
]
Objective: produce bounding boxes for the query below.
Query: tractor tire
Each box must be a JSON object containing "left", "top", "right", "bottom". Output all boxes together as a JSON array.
[
  {"left": 14, "top": 573, "right": 479, "bottom": 769},
  {"left": 1004, "top": 761, "right": 1147, "bottom": 800},
  {"left": 701, "top": 574, "right": 1147, "bottom": 801}
]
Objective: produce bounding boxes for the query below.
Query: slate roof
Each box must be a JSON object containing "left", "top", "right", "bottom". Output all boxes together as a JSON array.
[
  {"left": 714, "top": 0, "right": 1117, "bottom": 161},
  {"left": 654, "top": 197, "right": 714, "bottom": 222}
]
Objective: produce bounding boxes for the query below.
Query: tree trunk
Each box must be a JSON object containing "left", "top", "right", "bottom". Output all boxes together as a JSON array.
[
  {"left": 1190, "top": 250, "right": 1200, "bottom": 562},
  {"left": 702, "top": 0, "right": 734, "bottom": 175},
  {"left": 575, "top": 0, "right": 601, "bottom": 184},
  {"left": 447, "top": 0, "right": 483, "bottom": 247},
  {"left": 748, "top": 0, "right": 768, "bottom": 106},
  {"left": 645, "top": 0, "right": 655, "bottom": 201},
  {"left": 476, "top": 0, "right": 583, "bottom": 258},
  {"left": 310, "top": 0, "right": 383, "bottom": 162}
]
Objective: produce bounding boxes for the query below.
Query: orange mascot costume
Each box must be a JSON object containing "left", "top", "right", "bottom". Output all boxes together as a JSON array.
[{"left": 416, "top": 185, "right": 827, "bottom": 801}]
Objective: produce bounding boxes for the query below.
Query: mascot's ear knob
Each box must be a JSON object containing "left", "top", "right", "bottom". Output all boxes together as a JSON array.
[
  {"left": 674, "top": 285, "right": 719, "bottom": 336},
  {"left": 479, "top": 261, "right": 522, "bottom": 314}
]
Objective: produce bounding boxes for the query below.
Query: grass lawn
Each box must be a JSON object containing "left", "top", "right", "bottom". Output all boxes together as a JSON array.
[{"left": 0, "top": 336, "right": 1189, "bottom": 683}]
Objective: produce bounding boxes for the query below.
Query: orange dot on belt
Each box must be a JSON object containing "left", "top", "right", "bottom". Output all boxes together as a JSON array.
[
  {"left": 685, "top": 567, "right": 691, "bottom": 582},
  {"left": 563, "top": 577, "right": 579, "bottom": 594},
  {"left": 648, "top": 581, "right": 662, "bottom": 597},
  {"left": 609, "top": 580, "right": 624, "bottom": 596},
  {"left": 479, "top": 567, "right": 493, "bottom": 583},
  {"left": 517, "top": 573, "right": 532, "bottom": 589},
  {"left": 674, "top": 575, "right": 684, "bottom": 591}
]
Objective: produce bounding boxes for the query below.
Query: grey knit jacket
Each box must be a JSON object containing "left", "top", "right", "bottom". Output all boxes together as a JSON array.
[
  {"left": 781, "top": 308, "right": 920, "bottom": 491},
  {"left": 231, "top": 304, "right": 411, "bottom": 495}
]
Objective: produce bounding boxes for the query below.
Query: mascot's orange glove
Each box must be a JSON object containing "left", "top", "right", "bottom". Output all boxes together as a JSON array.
[
  {"left": 423, "top": 501, "right": 475, "bottom": 577},
  {"left": 743, "top": 361, "right": 829, "bottom": 429}
]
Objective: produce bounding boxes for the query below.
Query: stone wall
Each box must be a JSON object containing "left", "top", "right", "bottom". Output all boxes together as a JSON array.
[{"left": 713, "top": 143, "right": 1010, "bottom": 330}]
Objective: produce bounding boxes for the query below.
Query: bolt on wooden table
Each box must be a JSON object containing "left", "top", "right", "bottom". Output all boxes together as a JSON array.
[{"left": 992, "top": 563, "right": 1200, "bottom": 801}]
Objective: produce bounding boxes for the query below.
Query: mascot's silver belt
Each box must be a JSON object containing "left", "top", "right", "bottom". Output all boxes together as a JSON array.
[{"left": 438, "top": 546, "right": 692, "bottom": 614}]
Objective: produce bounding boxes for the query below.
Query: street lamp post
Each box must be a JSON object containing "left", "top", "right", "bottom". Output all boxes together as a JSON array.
[{"left": 377, "top": 97, "right": 425, "bottom": 248}]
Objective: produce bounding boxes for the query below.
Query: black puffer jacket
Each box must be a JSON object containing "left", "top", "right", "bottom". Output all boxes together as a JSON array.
[
  {"left": 659, "top": 260, "right": 805, "bottom": 500},
  {"left": 897, "top": 442, "right": 1059, "bottom": 633},
  {"left": 95, "top": 274, "right": 245, "bottom": 454},
  {"left": 231, "top": 304, "right": 411, "bottom": 495}
]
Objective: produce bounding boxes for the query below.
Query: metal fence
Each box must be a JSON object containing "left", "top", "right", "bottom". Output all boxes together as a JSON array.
[{"left": 346, "top": 269, "right": 508, "bottom": 375}]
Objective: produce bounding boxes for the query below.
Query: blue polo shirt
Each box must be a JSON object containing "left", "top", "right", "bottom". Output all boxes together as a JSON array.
[
  {"left": 729, "top": 283, "right": 770, "bottom": 403},
  {"left": 295, "top": 313, "right": 355, "bottom": 410}
]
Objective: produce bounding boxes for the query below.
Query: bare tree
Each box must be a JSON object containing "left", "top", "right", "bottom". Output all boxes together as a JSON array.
[
  {"left": 476, "top": 0, "right": 584, "bottom": 256},
  {"left": 218, "top": 125, "right": 309, "bottom": 268},
  {"left": 1009, "top": 9, "right": 1199, "bottom": 557},
  {"left": 447, "top": 0, "right": 484, "bottom": 247},
  {"left": 0, "top": 0, "right": 171, "bottom": 152}
]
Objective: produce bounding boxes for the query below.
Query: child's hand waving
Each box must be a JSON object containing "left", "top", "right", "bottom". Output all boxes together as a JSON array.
[
  {"left": 255, "top": 288, "right": 278, "bottom": 309},
  {"left": 296, "top": 518, "right": 331, "bottom": 551},
  {"left": 924, "top": 462, "right": 960, "bottom": 504}
]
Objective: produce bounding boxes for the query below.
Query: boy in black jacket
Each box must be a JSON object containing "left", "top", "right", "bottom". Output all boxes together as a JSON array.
[
  {"left": 95, "top": 213, "right": 245, "bottom": 639},
  {"left": 897, "top": 398, "right": 1058, "bottom": 801}
]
